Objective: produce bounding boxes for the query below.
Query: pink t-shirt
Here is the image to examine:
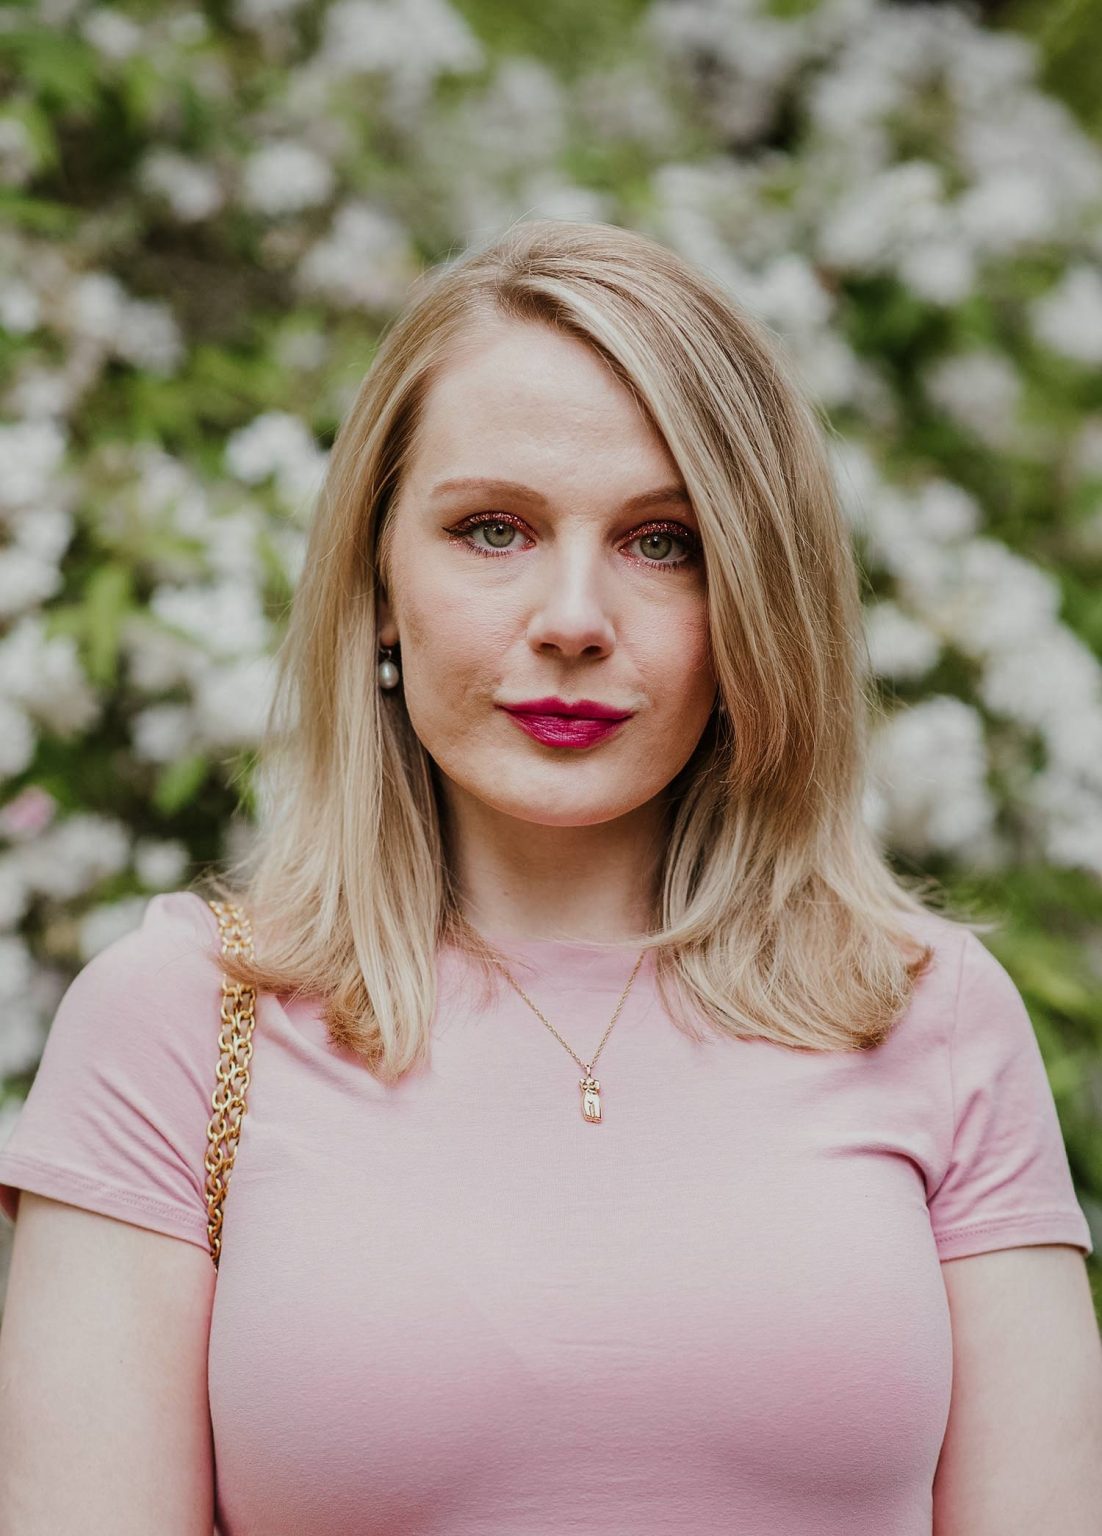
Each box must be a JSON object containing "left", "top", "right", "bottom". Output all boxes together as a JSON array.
[{"left": 0, "top": 889, "right": 1092, "bottom": 1534}]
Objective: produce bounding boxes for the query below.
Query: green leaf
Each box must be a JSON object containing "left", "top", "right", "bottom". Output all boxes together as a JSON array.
[
  {"left": 153, "top": 754, "right": 209, "bottom": 814},
  {"left": 84, "top": 562, "right": 133, "bottom": 687},
  {"left": 0, "top": 28, "right": 102, "bottom": 111}
]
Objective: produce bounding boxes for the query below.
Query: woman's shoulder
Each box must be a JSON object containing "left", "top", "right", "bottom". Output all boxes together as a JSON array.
[
  {"left": 878, "top": 906, "right": 998, "bottom": 1053},
  {"left": 0, "top": 889, "right": 235, "bottom": 1245},
  {"left": 893, "top": 904, "right": 972, "bottom": 1001},
  {"left": 137, "top": 885, "right": 223, "bottom": 946},
  {"left": 74, "top": 888, "right": 226, "bottom": 1003},
  {"left": 890, "top": 905, "right": 1043, "bottom": 1058},
  {"left": 12, "top": 888, "right": 235, "bottom": 1090}
]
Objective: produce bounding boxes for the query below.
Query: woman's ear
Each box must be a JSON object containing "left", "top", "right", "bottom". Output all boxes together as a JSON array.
[{"left": 376, "top": 590, "right": 399, "bottom": 650}]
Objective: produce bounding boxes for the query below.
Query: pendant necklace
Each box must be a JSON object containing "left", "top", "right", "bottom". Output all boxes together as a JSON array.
[{"left": 487, "top": 946, "right": 648, "bottom": 1122}]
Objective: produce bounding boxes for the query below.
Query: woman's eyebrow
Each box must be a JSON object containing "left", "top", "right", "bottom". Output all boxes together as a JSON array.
[{"left": 428, "top": 476, "right": 692, "bottom": 514}]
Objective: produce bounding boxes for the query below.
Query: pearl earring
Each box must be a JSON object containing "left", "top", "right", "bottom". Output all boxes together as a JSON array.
[{"left": 377, "top": 643, "right": 401, "bottom": 690}]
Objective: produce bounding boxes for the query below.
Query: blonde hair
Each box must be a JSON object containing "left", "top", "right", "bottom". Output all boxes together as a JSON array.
[{"left": 201, "top": 217, "right": 991, "bottom": 1083}]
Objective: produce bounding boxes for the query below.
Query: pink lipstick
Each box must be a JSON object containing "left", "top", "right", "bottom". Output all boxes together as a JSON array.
[
  {"left": 504, "top": 713, "right": 628, "bottom": 748},
  {"left": 498, "top": 695, "right": 634, "bottom": 750}
]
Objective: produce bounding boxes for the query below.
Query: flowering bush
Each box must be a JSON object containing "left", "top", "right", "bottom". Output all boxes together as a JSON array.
[{"left": 0, "top": 0, "right": 1099, "bottom": 1259}]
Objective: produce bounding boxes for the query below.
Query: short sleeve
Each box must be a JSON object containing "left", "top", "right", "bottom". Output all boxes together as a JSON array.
[
  {"left": 0, "top": 890, "right": 225, "bottom": 1251},
  {"left": 928, "top": 929, "right": 1093, "bottom": 1261}
]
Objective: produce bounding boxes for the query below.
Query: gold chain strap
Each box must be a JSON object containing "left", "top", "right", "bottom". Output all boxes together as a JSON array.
[{"left": 204, "top": 898, "right": 257, "bottom": 1271}]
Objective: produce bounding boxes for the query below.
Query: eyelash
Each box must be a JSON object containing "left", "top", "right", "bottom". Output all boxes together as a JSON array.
[{"left": 443, "top": 512, "right": 702, "bottom": 571}]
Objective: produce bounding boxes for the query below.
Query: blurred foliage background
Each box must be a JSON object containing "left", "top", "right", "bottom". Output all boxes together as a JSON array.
[{"left": 0, "top": 0, "right": 1101, "bottom": 1309}]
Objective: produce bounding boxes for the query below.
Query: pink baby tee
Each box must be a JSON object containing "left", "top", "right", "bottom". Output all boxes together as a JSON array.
[{"left": 0, "top": 890, "right": 1093, "bottom": 1535}]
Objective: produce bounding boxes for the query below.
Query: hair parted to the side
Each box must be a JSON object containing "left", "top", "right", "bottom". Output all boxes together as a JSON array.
[{"left": 198, "top": 216, "right": 992, "bottom": 1084}]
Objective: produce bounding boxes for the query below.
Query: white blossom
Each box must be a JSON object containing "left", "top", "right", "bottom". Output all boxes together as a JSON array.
[
  {"left": 647, "top": 0, "right": 807, "bottom": 144},
  {"left": 914, "top": 539, "right": 1061, "bottom": 658},
  {"left": 446, "top": 58, "right": 568, "bottom": 174},
  {"left": 863, "top": 601, "right": 940, "bottom": 682},
  {"left": 233, "top": 0, "right": 310, "bottom": 25},
  {"left": 268, "top": 524, "right": 308, "bottom": 585},
  {"left": 0, "top": 856, "right": 30, "bottom": 930},
  {"left": 240, "top": 141, "right": 336, "bottom": 217},
  {"left": 164, "top": 11, "right": 209, "bottom": 46},
  {"left": 0, "top": 420, "right": 67, "bottom": 508},
  {"left": 1030, "top": 265, "right": 1102, "bottom": 367},
  {"left": 149, "top": 580, "right": 270, "bottom": 661},
  {"left": 204, "top": 508, "right": 265, "bottom": 581},
  {"left": 224, "top": 411, "right": 322, "bottom": 494},
  {"left": 1044, "top": 705, "right": 1102, "bottom": 785},
  {"left": 80, "top": 7, "right": 144, "bottom": 59},
  {"left": 77, "top": 895, "right": 150, "bottom": 961},
  {"left": 296, "top": 202, "right": 418, "bottom": 313},
  {"left": 0, "top": 116, "right": 38, "bottom": 188},
  {"left": 0, "top": 278, "right": 40, "bottom": 335},
  {"left": 5, "top": 366, "right": 82, "bottom": 419},
  {"left": 923, "top": 350, "right": 1023, "bottom": 451},
  {"left": 139, "top": 149, "right": 225, "bottom": 222},
  {"left": 0, "top": 546, "right": 64, "bottom": 619},
  {"left": 0, "top": 932, "right": 35, "bottom": 1002},
  {"left": 941, "top": 17, "right": 1036, "bottom": 103},
  {"left": 122, "top": 617, "right": 203, "bottom": 691},
  {"left": 65, "top": 272, "right": 131, "bottom": 345},
  {"left": 743, "top": 252, "right": 835, "bottom": 335},
  {"left": 8, "top": 505, "right": 74, "bottom": 564},
  {"left": 806, "top": 54, "right": 909, "bottom": 138},
  {"left": 131, "top": 702, "right": 199, "bottom": 764},
  {"left": 63, "top": 274, "right": 183, "bottom": 374},
  {"left": 910, "top": 479, "right": 982, "bottom": 544},
  {"left": 193, "top": 653, "right": 278, "bottom": 748},
  {"left": 113, "top": 298, "right": 184, "bottom": 375},
  {"left": 867, "top": 696, "right": 998, "bottom": 860},
  {"left": 979, "top": 629, "right": 1102, "bottom": 739},
  {"left": 848, "top": 486, "right": 953, "bottom": 592},
  {"left": 1027, "top": 770, "right": 1102, "bottom": 878},
  {"left": 317, "top": 0, "right": 484, "bottom": 88},
  {"left": 575, "top": 61, "right": 679, "bottom": 152},
  {"left": 274, "top": 327, "right": 329, "bottom": 372},
  {"left": 0, "top": 787, "right": 57, "bottom": 841},
  {"left": 15, "top": 813, "right": 131, "bottom": 901},
  {"left": 133, "top": 837, "right": 190, "bottom": 890},
  {"left": 956, "top": 171, "right": 1058, "bottom": 256},
  {"left": 1070, "top": 417, "right": 1102, "bottom": 480},
  {"left": 827, "top": 436, "right": 882, "bottom": 535},
  {"left": 96, "top": 444, "right": 213, "bottom": 554},
  {"left": 0, "top": 1002, "right": 42, "bottom": 1076},
  {"left": 0, "top": 700, "right": 35, "bottom": 778},
  {"left": 816, "top": 161, "right": 946, "bottom": 274},
  {"left": 0, "top": 617, "right": 100, "bottom": 735},
  {"left": 516, "top": 178, "right": 608, "bottom": 227},
  {"left": 955, "top": 94, "right": 1102, "bottom": 232},
  {"left": 896, "top": 236, "right": 975, "bottom": 307},
  {"left": 787, "top": 331, "right": 862, "bottom": 410}
]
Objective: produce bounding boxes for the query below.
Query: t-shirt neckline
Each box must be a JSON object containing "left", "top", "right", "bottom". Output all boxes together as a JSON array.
[{"left": 463, "top": 929, "right": 656, "bottom": 991}]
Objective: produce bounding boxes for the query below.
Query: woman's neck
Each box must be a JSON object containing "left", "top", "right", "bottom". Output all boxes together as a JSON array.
[{"left": 445, "top": 793, "right": 665, "bottom": 944}]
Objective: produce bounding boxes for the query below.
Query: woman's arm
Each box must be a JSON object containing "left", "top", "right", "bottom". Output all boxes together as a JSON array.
[
  {"left": 0, "top": 1192, "right": 216, "bottom": 1535},
  {"left": 934, "top": 1244, "right": 1102, "bottom": 1534}
]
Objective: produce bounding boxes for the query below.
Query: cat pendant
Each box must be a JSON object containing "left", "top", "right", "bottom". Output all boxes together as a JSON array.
[{"left": 580, "top": 1070, "right": 602, "bottom": 1123}]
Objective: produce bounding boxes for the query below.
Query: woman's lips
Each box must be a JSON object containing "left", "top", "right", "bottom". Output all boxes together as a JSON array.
[{"left": 500, "top": 710, "right": 630, "bottom": 748}]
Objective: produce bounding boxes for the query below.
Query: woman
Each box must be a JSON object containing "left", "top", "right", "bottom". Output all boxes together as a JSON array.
[{"left": 0, "top": 219, "right": 1099, "bottom": 1534}]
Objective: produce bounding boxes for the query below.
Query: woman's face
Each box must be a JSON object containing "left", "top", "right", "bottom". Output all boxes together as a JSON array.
[{"left": 378, "top": 315, "right": 718, "bottom": 831}]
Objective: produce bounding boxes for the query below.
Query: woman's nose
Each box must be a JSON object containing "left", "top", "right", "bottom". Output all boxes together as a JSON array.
[{"left": 523, "top": 542, "right": 617, "bottom": 660}]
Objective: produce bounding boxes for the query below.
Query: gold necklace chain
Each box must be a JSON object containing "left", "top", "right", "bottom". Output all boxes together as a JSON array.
[{"left": 487, "top": 946, "right": 648, "bottom": 1123}]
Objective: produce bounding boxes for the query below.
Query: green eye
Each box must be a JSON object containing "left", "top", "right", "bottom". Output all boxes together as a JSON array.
[
  {"left": 480, "top": 521, "right": 517, "bottom": 549},
  {"left": 445, "top": 513, "right": 700, "bottom": 571},
  {"left": 638, "top": 531, "right": 675, "bottom": 562}
]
